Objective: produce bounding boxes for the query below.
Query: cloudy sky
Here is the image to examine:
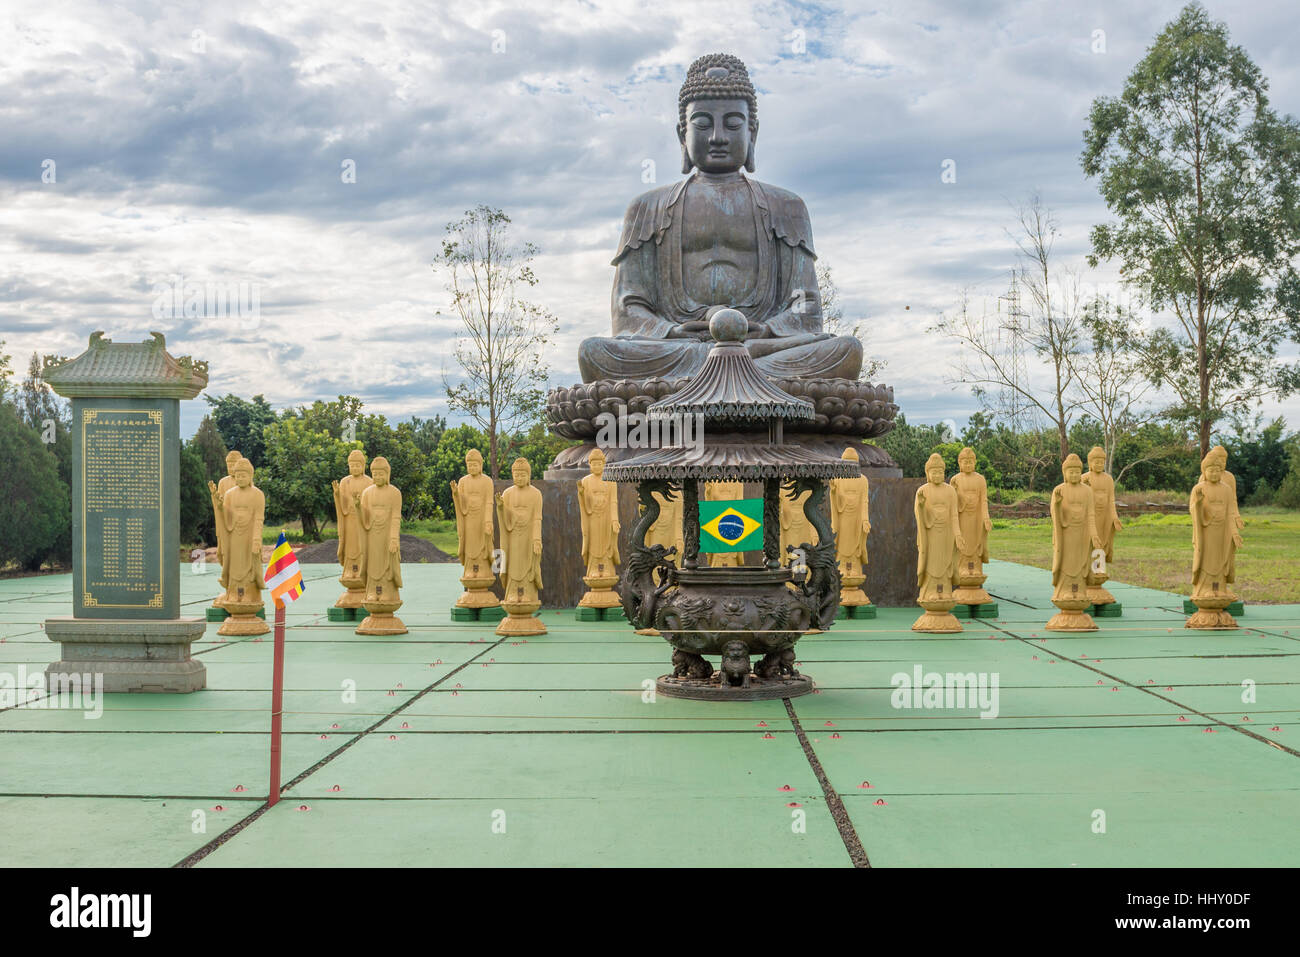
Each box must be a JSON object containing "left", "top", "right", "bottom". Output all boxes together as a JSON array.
[{"left": 2, "top": 0, "right": 1297, "bottom": 438}]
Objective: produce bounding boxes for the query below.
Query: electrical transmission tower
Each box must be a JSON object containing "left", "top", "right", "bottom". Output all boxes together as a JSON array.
[{"left": 996, "top": 271, "right": 1033, "bottom": 433}]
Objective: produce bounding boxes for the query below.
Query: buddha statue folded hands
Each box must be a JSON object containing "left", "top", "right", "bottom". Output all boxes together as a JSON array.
[{"left": 576, "top": 52, "right": 863, "bottom": 383}]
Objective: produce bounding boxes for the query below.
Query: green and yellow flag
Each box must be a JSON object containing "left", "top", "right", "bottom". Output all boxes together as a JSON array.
[{"left": 699, "top": 498, "right": 764, "bottom": 553}]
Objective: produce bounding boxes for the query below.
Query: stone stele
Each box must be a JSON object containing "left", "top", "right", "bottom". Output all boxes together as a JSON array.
[{"left": 41, "top": 331, "right": 208, "bottom": 692}]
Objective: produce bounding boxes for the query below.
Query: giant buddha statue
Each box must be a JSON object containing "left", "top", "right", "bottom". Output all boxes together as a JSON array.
[{"left": 577, "top": 53, "right": 862, "bottom": 383}]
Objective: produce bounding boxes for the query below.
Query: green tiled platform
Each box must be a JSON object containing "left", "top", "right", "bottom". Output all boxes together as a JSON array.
[{"left": 1, "top": 560, "right": 1296, "bottom": 867}]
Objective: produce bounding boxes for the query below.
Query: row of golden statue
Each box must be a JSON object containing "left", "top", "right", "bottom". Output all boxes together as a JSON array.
[{"left": 204, "top": 440, "right": 1244, "bottom": 640}]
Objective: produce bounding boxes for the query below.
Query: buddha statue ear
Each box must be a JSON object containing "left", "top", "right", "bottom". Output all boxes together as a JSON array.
[
  {"left": 745, "top": 126, "right": 758, "bottom": 173},
  {"left": 681, "top": 142, "right": 693, "bottom": 175}
]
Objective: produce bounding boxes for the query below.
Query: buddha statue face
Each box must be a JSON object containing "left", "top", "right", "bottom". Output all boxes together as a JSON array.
[
  {"left": 512, "top": 459, "right": 531, "bottom": 489},
  {"left": 680, "top": 97, "right": 752, "bottom": 174},
  {"left": 1205, "top": 462, "right": 1223, "bottom": 483},
  {"left": 1088, "top": 448, "right": 1105, "bottom": 473},
  {"left": 925, "top": 455, "right": 945, "bottom": 486},
  {"left": 348, "top": 451, "right": 366, "bottom": 476},
  {"left": 958, "top": 448, "right": 976, "bottom": 474},
  {"left": 466, "top": 451, "right": 483, "bottom": 477},
  {"left": 372, "top": 459, "right": 390, "bottom": 487},
  {"left": 226, "top": 451, "right": 242, "bottom": 475},
  {"left": 1064, "top": 460, "right": 1082, "bottom": 484},
  {"left": 589, "top": 451, "right": 606, "bottom": 479},
  {"left": 234, "top": 461, "right": 253, "bottom": 488}
]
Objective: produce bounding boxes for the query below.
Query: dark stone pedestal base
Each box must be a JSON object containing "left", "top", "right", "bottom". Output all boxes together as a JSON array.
[
  {"left": 44, "top": 617, "right": 207, "bottom": 693},
  {"left": 1090, "top": 603, "right": 1123, "bottom": 618},
  {"left": 450, "top": 606, "right": 507, "bottom": 623},
  {"left": 953, "top": 603, "right": 999, "bottom": 619},
  {"left": 656, "top": 673, "right": 813, "bottom": 701},
  {"left": 836, "top": 604, "right": 877, "bottom": 619},
  {"left": 327, "top": 606, "right": 361, "bottom": 622}
]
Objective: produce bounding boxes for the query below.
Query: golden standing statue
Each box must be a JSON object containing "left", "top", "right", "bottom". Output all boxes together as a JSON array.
[
  {"left": 779, "top": 481, "right": 819, "bottom": 557},
  {"left": 209, "top": 449, "right": 244, "bottom": 608},
  {"left": 1047, "top": 454, "right": 1102, "bottom": 631},
  {"left": 705, "top": 480, "right": 745, "bottom": 568},
  {"left": 830, "top": 448, "right": 871, "bottom": 608},
  {"left": 1081, "top": 446, "right": 1122, "bottom": 607},
  {"left": 450, "top": 449, "right": 500, "bottom": 611},
  {"left": 495, "top": 458, "right": 546, "bottom": 636},
  {"left": 211, "top": 458, "right": 269, "bottom": 637},
  {"left": 1187, "top": 447, "right": 1243, "bottom": 629},
  {"left": 644, "top": 489, "right": 684, "bottom": 567},
  {"left": 913, "top": 453, "right": 965, "bottom": 633},
  {"left": 577, "top": 449, "right": 622, "bottom": 609},
  {"left": 949, "top": 447, "right": 992, "bottom": 605},
  {"left": 332, "top": 449, "right": 373, "bottom": 611},
  {"left": 354, "top": 456, "right": 406, "bottom": 635}
]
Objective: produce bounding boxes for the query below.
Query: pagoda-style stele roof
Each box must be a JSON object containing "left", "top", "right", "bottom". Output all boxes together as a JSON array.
[{"left": 42, "top": 331, "right": 209, "bottom": 399}]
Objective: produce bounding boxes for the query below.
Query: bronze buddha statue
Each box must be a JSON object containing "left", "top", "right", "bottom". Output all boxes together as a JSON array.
[{"left": 577, "top": 52, "right": 863, "bottom": 383}]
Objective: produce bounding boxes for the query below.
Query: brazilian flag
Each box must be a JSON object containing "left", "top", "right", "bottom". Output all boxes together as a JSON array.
[{"left": 699, "top": 498, "right": 764, "bottom": 553}]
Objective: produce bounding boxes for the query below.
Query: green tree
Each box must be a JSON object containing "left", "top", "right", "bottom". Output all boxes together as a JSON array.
[
  {"left": 1217, "top": 414, "right": 1290, "bottom": 502},
  {"left": 188, "top": 415, "right": 229, "bottom": 483},
  {"left": 260, "top": 418, "right": 352, "bottom": 541},
  {"left": 0, "top": 340, "right": 12, "bottom": 402},
  {"left": 428, "top": 424, "right": 491, "bottom": 517},
  {"left": 179, "top": 442, "right": 213, "bottom": 545},
  {"left": 0, "top": 403, "right": 69, "bottom": 570},
  {"left": 877, "top": 414, "right": 954, "bottom": 478},
  {"left": 436, "top": 205, "right": 558, "bottom": 478},
  {"left": 1082, "top": 2, "right": 1300, "bottom": 457},
  {"left": 511, "top": 422, "right": 576, "bottom": 481},
  {"left": 203, "top": 393, "right": 277, "bottom": 466}
]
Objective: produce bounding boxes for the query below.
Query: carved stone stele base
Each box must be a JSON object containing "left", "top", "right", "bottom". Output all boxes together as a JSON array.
[
  {"left": 912, "top": 596, "right": 962, "bottom": 633},
  {"left": 44, "top": 617, "right": 207, "bottom": 693},
  {"left": 1186, "top": 593, "right": 1238, "bottom": 630},
  {"left": 455, "top": 574, "right": 501, "bottom": 610},
  {"left": 496, "top": 599, "right": 547, "bottom": 636},
  {"left": 220, "top": 599, "right": 270, "bottom": 637},
  {"left": 578, "top": 573, "right": 622, "bottom": 608},
  {"left": 656, "top": 672, "right": 813, "bottom": 701},
  {"left": 356, "top": 599, "right": 407, "bottom": 636},
  {"left": 1046, "top": 596, "right": 1097, "bottom": 632}
]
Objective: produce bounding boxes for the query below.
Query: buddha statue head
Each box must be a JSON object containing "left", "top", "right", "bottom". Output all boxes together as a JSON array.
[
  {"left": 225, "top": 450, "right": 242, "bottom": 475},
  {"left": 958, "top": 446, "right": 976, "bottom": 473},
  {"left": 925, "top": 453, "right": 946, "bottom": 485},
  {"left": 588, "top": 447, "right": 606, "bottom": 479},
  {"left": 372, "top": 456, "right": 391, "bottom": 487},
  {"left": 677, "top": 53, "right": 758, "bottom": 175},
  {"left": 1203, "top": 447, "right": 1227, "bottom": 483},
  {"left": 841, "top": 447, "right": 860, "bottom": 463},
  {"left": 1062, "top": 453, "right": 1083, "bottom": 484},
  {"left": 465, "top": 448, "right": 484, "bottom": 477},
  {"left": 233, "top": 457, "right": 253, "bottom": 488},
  {"left": 512, "top": 457, "right": 532, "bottom": 488},
  {"left": 347, "top": 449, "right": 366, "bottom": 476},
  {"left": 1087, "top": 446, "right": 1106, "bottom": 473}
]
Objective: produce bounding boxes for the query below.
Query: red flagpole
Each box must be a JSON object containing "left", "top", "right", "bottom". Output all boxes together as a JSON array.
[{"left": 268, "top": 600, "right": 286, "bottom": 808}]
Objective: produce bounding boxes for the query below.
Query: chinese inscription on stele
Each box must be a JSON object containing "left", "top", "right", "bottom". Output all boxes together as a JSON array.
[{"left": 81, "top": 408, "right": 165, "bottom": 611}]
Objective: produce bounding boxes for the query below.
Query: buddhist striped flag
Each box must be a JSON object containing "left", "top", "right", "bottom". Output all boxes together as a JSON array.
[{"left": 265, "top": 531, "right": 305, "bottom": 608}]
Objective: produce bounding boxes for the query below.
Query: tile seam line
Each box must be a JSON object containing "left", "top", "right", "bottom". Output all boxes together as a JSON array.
[
  {"left": 171, "top": 634, "right": 509, "bottom": 869},
  {"left": 783, "top": 697, "right": 870, "bottom": 868},
  {"left": 985, "top": 620, "right": 1300, "bottom": 759}
]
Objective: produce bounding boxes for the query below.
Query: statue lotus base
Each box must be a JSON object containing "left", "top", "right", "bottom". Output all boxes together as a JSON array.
[
  {"left": 912, "top": 596, "right": 962, "bottom": 633},
  {"left": 356, "top": 599, "right": 408, "bottom": 636},
  {"left": 335, "top": 578, "right": 368, "bottom": 610},
  {"left": 455, "top": 577, "right": 501, "bottom": 610},
  {"left": 219, "top": 599, "right": 270, "bottom": 637},
  {"left": 578, "top": 574, "right": 622, "bottom": 609},
  {"left": 496, "top": 599, "right": 547, "bottom": 636},
  {"left": 839, "top": 570, "right": 870, "bottom": 608},
  {"left": 656, "top": 672, "right": 813, "bottom": 701},
  {"left": 1186, "top": 593, "right": 1238, "bottom": 630},
  {"left": 1046, "top": 597, "right": 1097, "bottom": 632},
  {"left": 1086, "top": 573, "right": 1116, "bottom": 606},
  {"left": 952, "top": 585, "right": 992, "bottom": 604}
]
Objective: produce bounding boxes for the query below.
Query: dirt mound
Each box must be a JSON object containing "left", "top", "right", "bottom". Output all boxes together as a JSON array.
[{"left": 294, "top": 534, "right": 453, "bottom": 564}]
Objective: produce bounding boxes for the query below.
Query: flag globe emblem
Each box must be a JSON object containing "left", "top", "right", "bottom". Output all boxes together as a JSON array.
[{"left": 701, "top": 507, "right": 761, "bottom": 546}]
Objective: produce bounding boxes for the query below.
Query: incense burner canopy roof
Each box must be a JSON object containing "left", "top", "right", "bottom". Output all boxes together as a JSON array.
[{"left": 648, "top": 310, "right": 814, "bottom": 426}]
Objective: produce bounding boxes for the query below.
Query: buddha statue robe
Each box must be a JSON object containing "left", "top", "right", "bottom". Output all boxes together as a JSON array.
[
  {"left": 950, "top": 466, "right": 990, "bottom": 581},
  {"left": 451, "top": 469, "right": 496, "bottom": 581},
  {"left": 358, "top": 482, "right": 403, "bottom": 602},
  {"left": 1191, "top": 477, "right": 1238, "bottom": 601},
  {"left": 334, "top": 467, "right": 373, "bottom": 584},
  {"left": 915, "top": 480, "right": 961, "bottom": 601},
  {"left": 578, "top": 173, "right": 863, "bottom": 382},
  {"left": 1050, "top": 479, "right": 1099, "bottom": 605},
  {"left": 498, "top": 483, "right": 543, "bottom": 603},
  {"left": 578, "top": 470, "right": 620, "bottom": 578}
]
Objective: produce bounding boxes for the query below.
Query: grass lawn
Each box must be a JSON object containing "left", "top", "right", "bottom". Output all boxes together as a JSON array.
[{"left": 991, "top": 506, "right": 1300, "bottom": 603}]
